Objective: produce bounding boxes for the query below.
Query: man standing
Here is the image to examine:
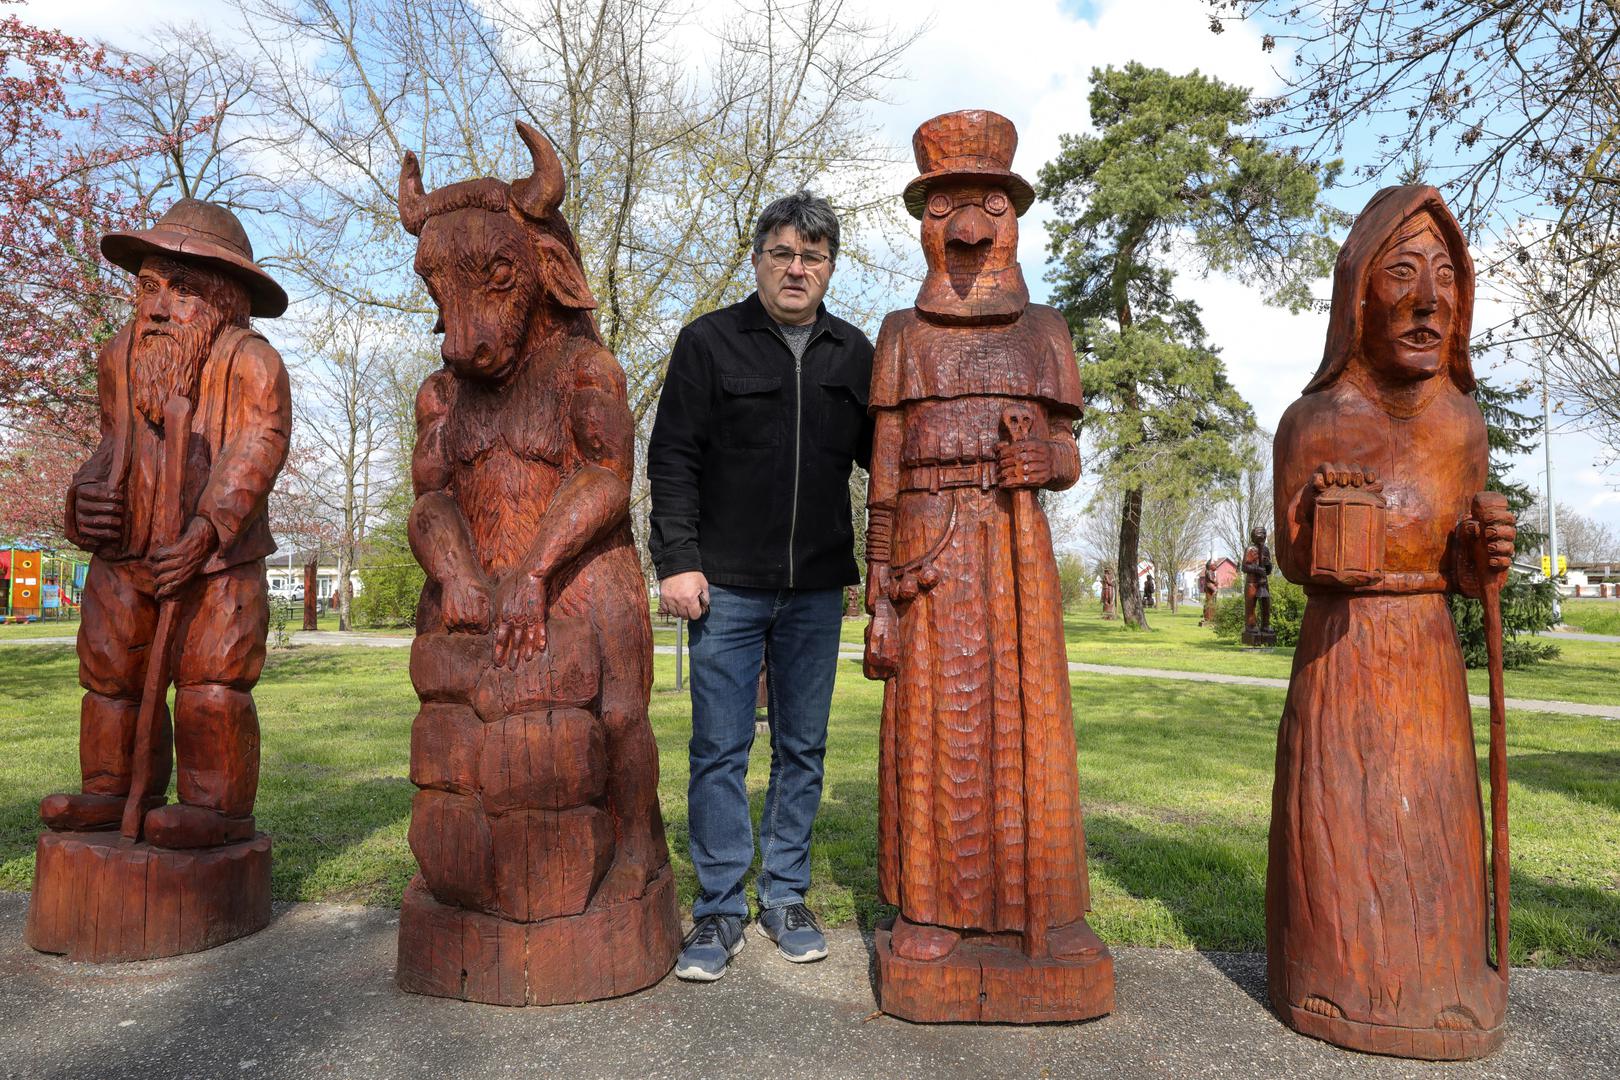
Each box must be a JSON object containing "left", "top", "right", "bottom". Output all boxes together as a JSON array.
[
  {"left": 648, "top": 191, "right": 873, "bottom": 980},
  {"left": 41, "top": 198, "right": 291, "bottom": 850}
]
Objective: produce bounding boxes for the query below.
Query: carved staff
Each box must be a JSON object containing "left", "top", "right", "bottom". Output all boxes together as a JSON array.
[
  {"left": 1000, "top": 403, "right": 1050, "bottom": 958},
  {"left": 121, "top": 393, "right": 194, "bottom": 840},
  {"left": 1465, "top": 491, "right": 1512, "bottom": 978}
]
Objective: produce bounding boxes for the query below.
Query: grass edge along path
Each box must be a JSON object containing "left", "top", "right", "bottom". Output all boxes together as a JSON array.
[{"left": 0, "top": 640, "right": 1614, "bottom": 970}]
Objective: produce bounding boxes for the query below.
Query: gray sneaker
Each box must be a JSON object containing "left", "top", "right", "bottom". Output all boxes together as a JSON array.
[
  {"left": 675, "top": 914, "right": 746, "bottom": 981},
  {"left": 756, "top": 902, "right": 827, "bottom": 962}
]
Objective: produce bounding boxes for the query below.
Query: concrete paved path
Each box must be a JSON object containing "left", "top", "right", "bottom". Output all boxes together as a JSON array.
[
  {"left": 1547, "top": 629, "right": 1620, "bottom": 643},
  {"left": 0, "top": 894, "right": 1612, "bottom": 1079}
]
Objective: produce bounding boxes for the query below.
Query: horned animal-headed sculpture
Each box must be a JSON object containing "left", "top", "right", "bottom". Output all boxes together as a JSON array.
[{"left": 394, "top": 122, "right": 679, "bottom": 1005}]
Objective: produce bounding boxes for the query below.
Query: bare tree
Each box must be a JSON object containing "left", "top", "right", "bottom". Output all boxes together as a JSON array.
[
  {"left": 1527, "top": 498, "right": 1620, "bottom": 565},
  {"left": 1140, "top": 492, "right": 1209, "bottom": 614},
  {"left": 1216, "top": 427, "right": 1272, "bottom": 564}
]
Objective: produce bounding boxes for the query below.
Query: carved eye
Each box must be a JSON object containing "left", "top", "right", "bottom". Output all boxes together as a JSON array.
[
  {"left": 984, "top": 191, "right": 1009, "bottom": 216},
  {"left": 1435, "top": 264, "right": 1455, "bottom": 285},
  {"left": 927, "top": 193, "right": 952, "bottom": 218},
  {"left": 488, "top": 260, "right": 515, "bottom": 289},
  {"left": 1384, "top": 262, "right": 1415, "bottom": 280}
]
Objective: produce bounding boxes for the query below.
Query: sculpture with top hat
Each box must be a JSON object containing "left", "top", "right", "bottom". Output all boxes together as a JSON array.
[
  {"left": 863, "top": 109, "right": 1115, "bottom": 1023},
  {"left": 25, "top": 198, "right": 291, "bottom": 962}
]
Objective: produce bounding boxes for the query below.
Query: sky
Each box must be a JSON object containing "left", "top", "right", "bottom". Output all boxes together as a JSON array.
[{"left": 29, "top": 0, "right": 1620, "bottom": 540}]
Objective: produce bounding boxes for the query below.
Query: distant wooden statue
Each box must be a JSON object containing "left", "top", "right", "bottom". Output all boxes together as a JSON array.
[
  {"left": 1199, "top": 560, "right": 1219, "bottom": 626},
  {"left": 863, "top": 109, "right": 1114, "bottom": 1023},
  {"left": 1142, "top": 570, "right": 1157, "bottom": 609},
  {"left": 394, "top": 123, "right": 679, "bottom": 1005},
  {"left": 1100, "top": 565, "right": 1116, "bottom": 620},
  {"left": 27, "top": 199, "right": 291, "bottom": 960},
  {"left": 1269, "top": 185, "right": 1516, "bottom": 1059},
  {"left": 1241, "top": 526, "right": 1275, "bottom": 646}
]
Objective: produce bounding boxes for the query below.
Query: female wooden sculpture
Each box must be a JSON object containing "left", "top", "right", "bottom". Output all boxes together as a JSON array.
[
  {"left": 393, "top": 122, "right": 679, "bottom": 1005},
  {"left": 864, "top": 109, "right": 1114, "bottom": 1023},
  {"left": 1269, "top": 185, "right": 1516, "bottom": 1059}
]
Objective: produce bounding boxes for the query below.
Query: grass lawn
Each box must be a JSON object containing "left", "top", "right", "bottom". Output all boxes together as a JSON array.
[
  {"left": 1, "top": 636, "right": 1615, "bottom": 969},
  {"left": 1562, "top": 598, "right": 1620, "bottom": 636},
  {"left": 0, "top": 619, "right": 79, "bottom": 640}
]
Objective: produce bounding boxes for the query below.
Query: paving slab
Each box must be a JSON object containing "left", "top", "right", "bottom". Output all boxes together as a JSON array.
[{"left": 0, "top": 893, "right": 1613, "bottom": 1079}]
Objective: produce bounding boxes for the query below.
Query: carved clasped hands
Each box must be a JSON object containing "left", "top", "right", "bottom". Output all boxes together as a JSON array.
[
  {"left": 72, "top": 480, "right": 125, "bottom": 553},
  {"left": 1456, "top": 491, "right": 1516, "bottom": 598}
]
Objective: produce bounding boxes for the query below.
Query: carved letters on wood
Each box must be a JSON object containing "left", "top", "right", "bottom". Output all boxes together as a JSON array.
[
  {"left": 1268, "top": 185, "right": 1516, "bottom": 1059},
  {"left": 393, "top": 123, "right": 678, "bottom": 1005},
  {"left": 863, "top": 110, "right": 1114, "bottom": 1024}
]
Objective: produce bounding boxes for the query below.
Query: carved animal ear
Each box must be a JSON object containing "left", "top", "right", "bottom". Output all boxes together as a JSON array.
[
  {"left": 399, "top": 151, "right": 428, "bottom": 236},
  {"left": 533, "top": 231, "right": 598, "bottom": 310},
  {"left": 511, "top": 121, "right": 565, "bottom": 221}
]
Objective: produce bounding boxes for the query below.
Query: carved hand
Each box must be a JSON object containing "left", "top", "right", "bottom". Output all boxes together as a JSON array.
[
  {"left": 1458, "top": 492, "right": 1516, "bottom": 596},
  {"left": 864, "top": 596, "right": 899, "bottom": 680},
  {"left": 997, "top": 438, "right": 1054, "bottom": 489},
  {"left": 441, "top": 574, "right": 492, "bottom": 634},
  {"left": 73, "top": 481, "right": 124, "bottom": 550},
  {"left": 494, "top": 570, "right": 548, "bottom": 669},
  {"left": 1309, "top": 461, "right": 1384, "bottom": 587},
  {"left": 151, "top": 518, "right": 218, "bottom": 600}
]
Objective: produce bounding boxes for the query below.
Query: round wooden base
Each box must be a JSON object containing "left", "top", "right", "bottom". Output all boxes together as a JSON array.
[
  {"left": 873, "top": 920, "right": 1116, "bottom": 1024},
  {"left": 396, "top": 864, "right": 680, "bottom": 1006},
  {"left": 25, "top": 830, "right": 272, "bottom": 962},
  {"left": 1242, "top": 628, "right": 1278, "bottom": 647},
  {"left": 1281, "top": 1003, "right": 1505, "bottom": 1061}
]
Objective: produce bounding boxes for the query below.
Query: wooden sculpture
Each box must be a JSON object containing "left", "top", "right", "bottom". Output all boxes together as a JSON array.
[
  {"left": 1241, "top": 526, "right": 1275, "bottom": 645},
  {"left": 1199, "top": 560, "right": 1219, "bottom": 626},
  {"left": 1268, "top": 185, "right": 1516, "bottom": 1059},
  {"left": 26, "top": 199, "right": 291, "bottom": 961},
  {"left": 863, "top": 109, "right": 1114, "bottom": 1024},
  {"left": 393, "top": 122, "right": 679, "bottom": 1006},
  {"left": 1100, "top": 565, "right": 1116, "bottom": 620}
]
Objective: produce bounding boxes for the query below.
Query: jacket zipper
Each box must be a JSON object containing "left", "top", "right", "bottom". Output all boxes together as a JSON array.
[{"left": 768, "top": 322, "right": 827, "bottom": 589}]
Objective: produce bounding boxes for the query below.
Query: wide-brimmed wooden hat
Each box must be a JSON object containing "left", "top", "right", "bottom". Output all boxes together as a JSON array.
[
  {"left": 902, "top": 109, "right": 1036, "bottom": 220},
  {"left": 101, "top": 198, "right": 288, "bottom": 318}
]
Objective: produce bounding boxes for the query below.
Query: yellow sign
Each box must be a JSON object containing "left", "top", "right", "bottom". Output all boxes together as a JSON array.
[{"left": 1542, "top": 555, "right": 1569, "bottom": 576}]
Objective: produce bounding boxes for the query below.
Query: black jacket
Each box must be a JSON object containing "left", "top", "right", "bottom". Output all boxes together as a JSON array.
[{"left": 647, "top": 291, "right": 874, "bottom": 590}]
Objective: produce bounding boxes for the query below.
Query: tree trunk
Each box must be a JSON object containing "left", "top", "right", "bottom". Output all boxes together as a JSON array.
[
  {"left": 302, "top": 561, "right": 318, "bottom": 631},
  {"left": 1117, "top": 486, "right": 1148, "bottom": 629}
]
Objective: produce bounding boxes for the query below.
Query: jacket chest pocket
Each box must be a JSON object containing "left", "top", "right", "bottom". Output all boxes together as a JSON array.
[
  {"left": 717, "top": 373, "right": 783, "bottom": 448},
  {"left": 815, "top": 380, "right": 867, "bottom": 451}
]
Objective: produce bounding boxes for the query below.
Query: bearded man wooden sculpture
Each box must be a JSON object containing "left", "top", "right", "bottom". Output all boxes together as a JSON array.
[
  {"left": 1269, "top": 186, "right": 1516, "bottom": 1059},
  {"left": 393, "top": 122, "right": 679, "bottom": 1005},
  {"left": 25, "top": 199, "right": 291, "bottom": 961},
  {"left": 863, "top": 110, "right": 1114, "bottom": 1023}
]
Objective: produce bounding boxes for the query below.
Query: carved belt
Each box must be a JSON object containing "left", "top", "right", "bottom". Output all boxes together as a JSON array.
[
  {"left": 1304, "top": 571, "right": 1449, "bottom": 597},
  {"left": 900, "top": 461, "right": 998, "bottom": 493}
]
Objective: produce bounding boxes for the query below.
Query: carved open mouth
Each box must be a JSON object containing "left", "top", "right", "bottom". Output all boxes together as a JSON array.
[{"left": 1399, "top": 328, "right": 1441, "bottom": 347}]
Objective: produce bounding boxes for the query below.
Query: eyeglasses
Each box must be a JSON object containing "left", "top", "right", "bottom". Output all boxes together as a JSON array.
[{"left": 762, "top": 246, "right": 830, "bottom": 270}]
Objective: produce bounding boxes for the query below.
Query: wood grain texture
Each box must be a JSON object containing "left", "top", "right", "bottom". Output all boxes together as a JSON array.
[
  {"left": 394, "top": 122, "right": 676, "bottom": 1005},
  {"left": 864, "top": 111, "right": 1113, "bottom": 1023},
  {"left": 25, "top": 831, "right": 271, "bottom": 962},
  {"left": 1267, "top": 186, "right": 1513, "bottom": 1060}
]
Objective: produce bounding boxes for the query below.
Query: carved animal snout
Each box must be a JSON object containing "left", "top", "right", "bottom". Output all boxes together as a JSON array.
[{"left": 945, "top": 205, "right": 995, "bottom": 248}]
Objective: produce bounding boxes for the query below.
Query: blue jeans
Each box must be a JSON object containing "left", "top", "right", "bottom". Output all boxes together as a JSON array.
[{"left": 686, "top": 583, "right": 844, "bottom": 919}]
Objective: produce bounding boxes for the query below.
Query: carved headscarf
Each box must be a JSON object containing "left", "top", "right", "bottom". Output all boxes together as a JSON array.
[{"left": 1304, "top": 184, "right": 1475, "bottom": 394}]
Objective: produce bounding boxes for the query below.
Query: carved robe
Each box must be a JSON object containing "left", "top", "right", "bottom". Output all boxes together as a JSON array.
[{"left": 871, "top": 305, "right": 1088, "bottom": 933}]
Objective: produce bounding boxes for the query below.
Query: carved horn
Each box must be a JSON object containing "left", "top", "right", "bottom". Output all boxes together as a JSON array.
[
  {"left": 510, "top": 120, "right": 565, "bottom": 220},
  {"left": 399, "top": 151, "right": 428, "bottom": 236}
]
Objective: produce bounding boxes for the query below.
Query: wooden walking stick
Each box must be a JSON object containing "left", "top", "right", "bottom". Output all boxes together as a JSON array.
[
  {"left": 121, "top": 393, "right": 194, "bottom": 840},
  {"left": 1001, "top": 403, "right": 1050, "bottom": 958},
  {"left": 1464, "top": 491, "right": 1512, "bottom": 979}
]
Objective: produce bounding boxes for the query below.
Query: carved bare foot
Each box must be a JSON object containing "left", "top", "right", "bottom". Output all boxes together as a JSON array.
[
  {"left": 144, "top": 805, "right": 255, "bottom": 849},
  {"left": 1047, "top": 918, "right": 1104, "bottom": 959},
  {"left": 1299, "top": 994, "right": 1344, "bottom": 1018},
  {"left": 39, "top": 792, "right": 164, "bottom": 831},
  {"left": 891, "top": 915, "right": 959, "bottom": 961},
  {"left": 593, "top": 845, "right": 658, "bottom": 905},
  {"left": 1435, "top": 1005, "right": 1482, "bottom": 1031}
]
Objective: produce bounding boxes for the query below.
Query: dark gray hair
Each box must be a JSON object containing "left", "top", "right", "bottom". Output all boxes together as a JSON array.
[{"left": 752, "top": 190, "right": 841, "bottom": 262}]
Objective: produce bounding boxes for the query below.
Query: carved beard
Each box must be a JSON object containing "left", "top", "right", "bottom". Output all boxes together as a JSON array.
[{"left": 131, "top": 313, "right": 224, "bottom": 425}]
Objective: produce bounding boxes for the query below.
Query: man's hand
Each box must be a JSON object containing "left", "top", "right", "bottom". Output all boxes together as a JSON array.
[
  {"left": 151, "top": 518, "right": 217, "bottom": 599},
  {"left": 493, "top": 570, "right": 547, "bottom": 669},
  {"left": 997, "top": 439, "right": 1054, "bottom": 489},
  {"left": 659, "top": 571, "right": 710, "bottom": 621},
  {"left": 74, "top": 482, "right": 124, "bottom": 549}
]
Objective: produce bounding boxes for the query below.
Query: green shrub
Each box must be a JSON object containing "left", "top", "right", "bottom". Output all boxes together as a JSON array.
[
  {"left": 353, "top": 559, "right": 425, "bottom": 628},
  {"left": 1448, "top": 572, "right": 1560, "bottom": 670},
  {"left": 1057, "top": 553, "right": 1092, "bottom": 611},
  {"left": 1212, "top": 576, "right": 1305, "bottom": 646}
]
